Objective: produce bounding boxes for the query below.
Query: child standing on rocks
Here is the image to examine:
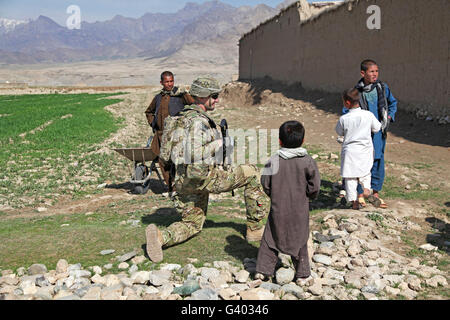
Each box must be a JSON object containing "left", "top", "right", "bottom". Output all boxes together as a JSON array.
[
  {"left": 336, "top": 88, "right": 381, "bottom": 210},
  {"left": 255, "top": 121, "right": 320, "bottom": 284}
]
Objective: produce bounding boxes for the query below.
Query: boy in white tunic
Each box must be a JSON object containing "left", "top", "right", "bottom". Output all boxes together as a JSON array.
[{"left": 336, "top": 89, "right": 381, "bottom": 210}]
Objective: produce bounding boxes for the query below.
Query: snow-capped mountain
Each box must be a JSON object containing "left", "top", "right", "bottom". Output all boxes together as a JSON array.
[{"left": 0, "top": 18, "right": 28, "bottom": 34}]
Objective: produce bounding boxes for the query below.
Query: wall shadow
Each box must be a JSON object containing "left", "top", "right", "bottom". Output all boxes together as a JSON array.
[
  {"left": 239, "top": 78, "right": 450, "bottom": 148},
  {"left": 425, "top": 217, "right": 449, "bottom": 255},
  {"left": 224, "top": 234, "right": 259, "bottom": 262},
  {"left": 141, "top": 207, "right": 179, "bottom": 227},
  {"left": 310, "top": 179, "right": 342, "bottom": 210},
  {"left": 106, "top": 178, "right": 167, "bottom": 195}
]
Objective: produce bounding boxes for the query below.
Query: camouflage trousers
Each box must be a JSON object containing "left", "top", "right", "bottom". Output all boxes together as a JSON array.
[{"left": 160, "top": 165, "right": 270, "bottom": 248}]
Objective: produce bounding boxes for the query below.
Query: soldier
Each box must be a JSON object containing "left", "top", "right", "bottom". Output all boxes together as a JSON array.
[
  {"left": 145, "top": 77, "right": 270, "bottom": 262},
  {"left": 144, "top": 71, "right": 194, "bottom": 191}
]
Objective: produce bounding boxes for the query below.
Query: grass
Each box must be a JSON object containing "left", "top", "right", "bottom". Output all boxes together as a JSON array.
[
  {"left": 0, "top": 93, "right": 128, "bottom": 208},
  {"left": 0, "top": 202, "right": 258, "bottom": 272}
]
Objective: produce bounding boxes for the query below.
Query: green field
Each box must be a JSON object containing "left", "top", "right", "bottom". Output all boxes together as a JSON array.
[{"left": 0, "top": 93, "right": 128, "bottom": 208}]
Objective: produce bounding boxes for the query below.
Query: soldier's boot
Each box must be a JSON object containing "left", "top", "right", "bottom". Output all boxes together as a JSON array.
[
  {"left": 145, "top": 224, "right": 164, "bottom": 262},
  {"left": 246, "top": 226, "right": 265, "bottom": 242}
]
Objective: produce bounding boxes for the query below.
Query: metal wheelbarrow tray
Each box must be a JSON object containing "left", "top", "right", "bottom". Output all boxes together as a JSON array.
[{"left": 112, "top": 147, "right": 164, "bottom": 194}]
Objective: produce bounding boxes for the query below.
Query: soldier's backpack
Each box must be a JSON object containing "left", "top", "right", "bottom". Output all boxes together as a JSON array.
[{"left": 159, "top": 106, "right": 220, "bottom": 166}]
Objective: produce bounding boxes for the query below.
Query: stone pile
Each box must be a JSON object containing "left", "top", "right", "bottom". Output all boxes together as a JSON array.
[{"left": 0, "top": 210, "right": 447, "bottom": 300}]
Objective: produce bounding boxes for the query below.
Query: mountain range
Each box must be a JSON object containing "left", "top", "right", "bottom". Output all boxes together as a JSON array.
[{"left": 0, "top": 1, "right": 278, "bottom": 65}]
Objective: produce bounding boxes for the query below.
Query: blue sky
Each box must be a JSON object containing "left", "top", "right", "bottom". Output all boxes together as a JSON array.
[{"left": 0, "top": 0, "right": 325, "bottom": 25}]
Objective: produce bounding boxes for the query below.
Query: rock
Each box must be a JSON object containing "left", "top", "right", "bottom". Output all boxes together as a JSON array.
[
  {"left": 20, "top": 280, "right": 37, "bottom": 295},
  {"left": 101, "top": 284, "right": 123, "bottom": 300},
  {"left": 128, "top": 264, "right": 138, "bottom": 274},
  {"left": 70, "top": 270, "right": 91, "bottom": 278},
  {"left": 384, "top": 286, "right": 401, "bottom": 296},
  {"left": 275, "top": 268, "right": 295, "bottom": 285},
  {"left": 120, "top": 277, "right": 134, "bottom": 287},
  {"left": 100, "top": 249, "right": 115, "bottom": 256},
  {"left": 56, "top": 259, "right": 69, "bottom": 274},
  {"left": 361, "top": 285, "right": 379, "bottom": 294},
  {"left": 91, "top": 274, "right": 105, "bottom": 285},
  {"left": 56, "top": 294, "right": 81, "bottom": 300},
  {"left": 312, "top": 254, "right": 332, "bottom": 266},
  {"left": 260, "top": 282, "right": 281, "bottom": 292},
  {"left": 419, "top": 244, "right": 437, "bottom": 251},
  {"left": 131, "top": 255, "right": 146, "bottom": 265},
  {"left": 191, "top": 288, "right": 219, "bottom": 300},
  {"left": 67, "top": 264, "right": 81, "bottom": 272},
  {"left": 92, "top": 266, "right": 102, "bottom": 275},
  {"left": 425, "top": 275, "right": 447, "bottom": 288},
  {"left": 130, "top": 271, "right": 150, "bottom": 284},
  {"left": 339, "top": 223, "right": 358, "bottom": 233},
  {"left": 172, "top": 280, "right": 201, "bottom": 296},
  {"left": 104, "top": 274, "right": 121, "bottom": 287},
  {"left": 213, "top": 261, "right": 232, "bottom": 271},
  {"left": 160, "top": 264, "right": 181, "bottom": 272},
  {"left": 405, "top": 275, "right": 422, "bottom": 291},
  {"left": 103, "top": 264, "right": 113, "bottom": 270},
  {"left": 240, "top": 288, "right": 274, "bottom": 300},
  {"left": 34, "top": 286, "right": 54, "bottom": 300},
  {"left": 35, "top": 276, "right": 50, "bottom": 287},
  {"left": 234, "top": 270, "right": 250, "bottom": 283},
  {"left": 219, "top": 288, "right": 239, "bottom": 300},
  {"left": 117, "top": 251, "right": 137, "bottom": 262},
  {"left": 344, "top": 271, "right": 366, "bottom": 289},
  {"left": 149, "top": 270, "right": 172, "bottom": 286},
  {"left": 16, "top": 267, "right": 26, "bottom": 277},
  {"left": 180, "top": 264, "right": 197, "bottom": 277},
  {"left": 200, "top": 268, "right": 220, "bottom": 281},
  {"left": 281, "top": 283, "right": 304, "bottom": 299},
  {"left": 401, "top": 288, "right": 418, "bottom": 300},
  {"left": 158, "top": 283, "right": 175, "bottom": 299},
  {"left": 118, "top": 262, "right": 129, "bottom": 270},
  {"left": 308, "top": 282, "right": 323, "bottom": 296},
  {"left": 28, "top": 264, "right": 47, "bottom": 275},
  {"left": 230, "top": 284, "right": 249, "bottom": 293},
  {"left": 347, "top": 244, "right": 361, "bottom": 257}
]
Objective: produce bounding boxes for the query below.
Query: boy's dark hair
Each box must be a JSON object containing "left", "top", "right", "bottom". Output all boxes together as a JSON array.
[
  {"left": 279, "top": 121, "right": 305, "bottom": 148},
  {"left": 361, "top": 59, "right": 378, "bottom": 72},
  {"left": 160, "top": 71, "right": 174, "bottom": 81},
  {"left": 342, "top": 88, "right": 361, "bottom": 106}
]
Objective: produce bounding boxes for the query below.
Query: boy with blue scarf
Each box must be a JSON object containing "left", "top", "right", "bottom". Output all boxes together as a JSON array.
[{"left": 343, "top": 59, "right": 397, "bottom": 208}]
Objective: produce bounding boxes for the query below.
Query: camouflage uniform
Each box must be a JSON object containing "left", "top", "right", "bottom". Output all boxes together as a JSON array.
[{"left": 158, "top": 78, "right": 269, "bottom": 248}]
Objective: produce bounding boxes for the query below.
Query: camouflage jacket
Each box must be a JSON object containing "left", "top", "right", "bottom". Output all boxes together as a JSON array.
[{"left": 160, "top": 104, "right": 223, "bottom": 189}]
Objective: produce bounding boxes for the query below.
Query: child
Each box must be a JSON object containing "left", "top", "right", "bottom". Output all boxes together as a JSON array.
[
  {"left": 344, "top": 59, "right": 397, "bottom": 208},
  {"left": 336, "top": 88, "right": 382, "bottom": 210},
  {"left": 255, "top": 121, "right": 320, "bottom": 284}
]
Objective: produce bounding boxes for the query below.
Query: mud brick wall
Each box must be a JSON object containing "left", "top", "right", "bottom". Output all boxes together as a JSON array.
[{"left": 239, "top": 0, "right": 450, "bottom": 116}]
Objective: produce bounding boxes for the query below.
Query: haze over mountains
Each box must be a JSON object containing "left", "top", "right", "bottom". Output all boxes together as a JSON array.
[{"left": 0, "top": 1, "right": 279, "bottom": 65}]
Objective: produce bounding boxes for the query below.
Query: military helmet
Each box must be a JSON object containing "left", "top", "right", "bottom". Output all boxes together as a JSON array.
[{"left": 189, "top": 77, "right": 221, "bottom": 98}]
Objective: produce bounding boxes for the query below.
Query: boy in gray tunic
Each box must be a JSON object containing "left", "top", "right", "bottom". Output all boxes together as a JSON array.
[{"left": 255, "top": 121, "right": 321, "bottom": 283}]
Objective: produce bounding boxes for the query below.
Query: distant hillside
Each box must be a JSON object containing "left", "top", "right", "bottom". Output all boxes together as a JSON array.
[{"left": 0, "top": 1, "right": 277, "bottom": 65}]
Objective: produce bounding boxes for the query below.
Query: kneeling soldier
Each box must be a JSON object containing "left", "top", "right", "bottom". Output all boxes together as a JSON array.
[{"left": 145, "top": 77, "right": 270, "bottom": 262}]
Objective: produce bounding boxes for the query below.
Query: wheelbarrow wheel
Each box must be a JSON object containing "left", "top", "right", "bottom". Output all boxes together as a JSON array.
[
  {"left": 134, "top": 184, "right": 149, "bottom": 195},
  {"left": 134, "top": 164, "right": 150, "bottom": 195}
]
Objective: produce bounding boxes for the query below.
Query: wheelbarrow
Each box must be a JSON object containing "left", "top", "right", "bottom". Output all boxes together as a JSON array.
[{"left": 112, "top": 136, "right": 165, "bottom": 194}]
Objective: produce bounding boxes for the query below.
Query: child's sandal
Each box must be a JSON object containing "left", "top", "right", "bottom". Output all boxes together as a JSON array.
[{"left": 358, "top": 196, "right": 367, "bottom": 208}]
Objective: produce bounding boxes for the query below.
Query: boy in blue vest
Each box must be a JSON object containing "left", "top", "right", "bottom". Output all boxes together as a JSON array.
[{"left": 343, "top": 59, "right": 397, "bottom": 208}]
